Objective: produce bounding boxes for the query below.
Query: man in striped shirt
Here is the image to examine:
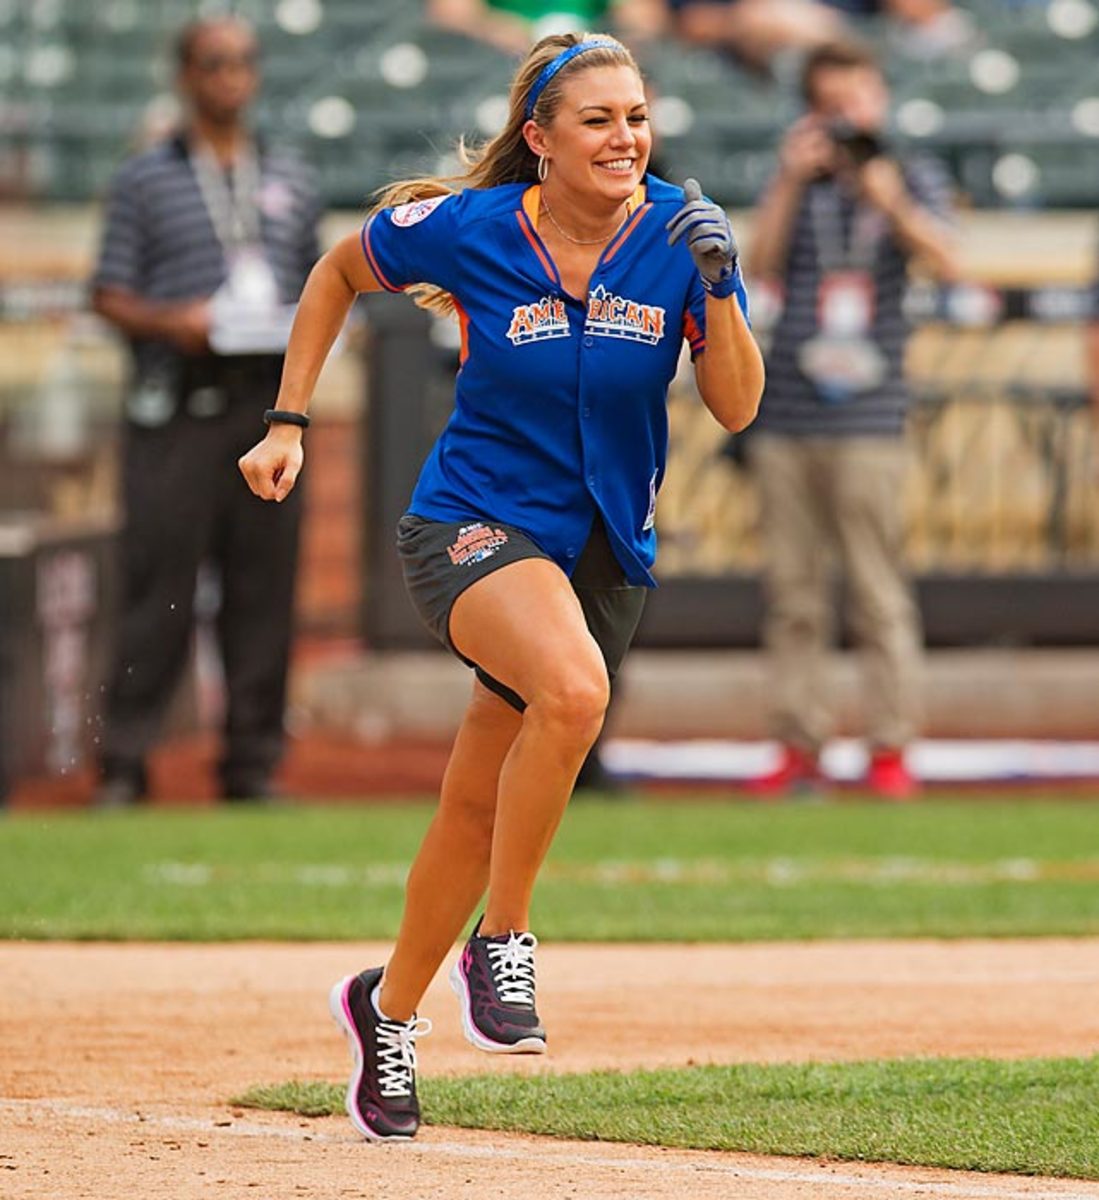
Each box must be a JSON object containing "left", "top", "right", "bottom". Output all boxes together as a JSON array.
[
  {"left": 90, "top": 16, "right": 322, "bottom": 806},
  {"left": 744, "top": 39, "right": 957, "bottom": 798}
]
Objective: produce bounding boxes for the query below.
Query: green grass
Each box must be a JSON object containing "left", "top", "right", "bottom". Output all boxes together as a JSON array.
[
  {"left": 2, "top": 798, "right": 1099, "bottom": 940},
  {"left": 236, "top": 1055, "right": 1099, "bottom": 1178}
]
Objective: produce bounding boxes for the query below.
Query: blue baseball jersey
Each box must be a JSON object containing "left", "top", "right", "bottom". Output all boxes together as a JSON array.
[{"left": 362, "top": 174, "right": 749, "bottom": 586}]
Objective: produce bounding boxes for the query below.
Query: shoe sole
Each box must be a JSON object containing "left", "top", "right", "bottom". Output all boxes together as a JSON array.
[
  {"left": 327, "top": 977, "right": 416, "bottom": 1142},
  {"left": 447, "top": 960, "right": 546, "bottom": 1055}
]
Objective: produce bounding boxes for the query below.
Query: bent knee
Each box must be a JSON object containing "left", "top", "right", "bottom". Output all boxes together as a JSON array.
[{"left": 528, "top": 667, "right": 610, "bottom": 741}]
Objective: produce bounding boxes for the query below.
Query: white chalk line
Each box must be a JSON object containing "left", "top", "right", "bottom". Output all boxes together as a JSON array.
[
  {"left": 141, "top": 856, "right": 1099, "bottom": 889},
  {"left": 3, "top": 1098, "right": 1099, "bottom": 1200}
]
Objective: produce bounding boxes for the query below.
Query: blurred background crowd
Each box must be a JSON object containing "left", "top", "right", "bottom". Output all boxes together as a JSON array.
[
  {"left": 1, "top": 0, "right": 1097, "bottom": 805},
  {"left": 5, "top": 0, "right": 1098, "bottom": 206}
]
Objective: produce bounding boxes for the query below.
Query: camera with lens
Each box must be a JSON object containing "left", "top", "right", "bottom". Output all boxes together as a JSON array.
[{"left": 827, "top": 119, "right": 885, "bottom": 166}]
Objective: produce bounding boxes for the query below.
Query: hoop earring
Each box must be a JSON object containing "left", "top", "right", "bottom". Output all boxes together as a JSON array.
[{"left": 537, "top": 154, "right": 549, "bottom": 183}]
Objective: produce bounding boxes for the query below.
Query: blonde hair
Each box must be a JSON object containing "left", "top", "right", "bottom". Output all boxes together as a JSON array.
[{"left": 371, "top": 32, "right": 640, "bottom": 317}]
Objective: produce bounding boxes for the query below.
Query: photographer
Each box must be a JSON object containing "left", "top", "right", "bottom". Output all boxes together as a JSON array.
[{"left": 744, "top": 39, "right": 957, "bottom": 798}]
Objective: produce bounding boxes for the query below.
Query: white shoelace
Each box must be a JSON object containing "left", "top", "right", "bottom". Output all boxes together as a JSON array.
[
  {"left": 486, "top": 931, "right": 538, "bottom": 1008},
  {"left": 375, "top": 1015, "right": 432, "bottom": 1098}
]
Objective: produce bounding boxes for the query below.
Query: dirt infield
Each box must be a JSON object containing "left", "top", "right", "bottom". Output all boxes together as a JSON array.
[{"left": 3, "top": 939, "right": 1099, "bottom": 1199}]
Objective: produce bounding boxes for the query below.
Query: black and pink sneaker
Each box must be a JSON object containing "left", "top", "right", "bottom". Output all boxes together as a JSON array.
[
  {"left": 449, "top": 919, "right": 546, "bottom": 1054},
  {"left": 329, "top": 968, "right": 432, "bottom": 1140}
]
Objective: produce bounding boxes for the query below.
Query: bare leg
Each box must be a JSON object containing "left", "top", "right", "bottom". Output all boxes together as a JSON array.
[
  {"left": 376, "top": 557, "right": 607, "bottom": 1018},
  {"left": 448, "top": 558, "right": 609, "bottom": 937},
  {"left": 379, "top": 681, "right": 521, "bottom": 1021}
]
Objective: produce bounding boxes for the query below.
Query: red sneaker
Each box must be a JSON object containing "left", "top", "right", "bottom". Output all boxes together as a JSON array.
[
  {"left": 866, "top": 748, "right": 919, "bottom": 800},
  {"left": 750, "top": 744, "right": 826, "bottom": 797}
]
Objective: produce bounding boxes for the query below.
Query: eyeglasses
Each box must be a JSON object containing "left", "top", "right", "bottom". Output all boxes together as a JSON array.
[{"left": 191, "top": 51, "right": 259, "bottom": 74}]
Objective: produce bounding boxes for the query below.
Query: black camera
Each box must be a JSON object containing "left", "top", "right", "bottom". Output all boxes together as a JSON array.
[{"left": 827, "top": 119, "right": 885, "bottom": 166}]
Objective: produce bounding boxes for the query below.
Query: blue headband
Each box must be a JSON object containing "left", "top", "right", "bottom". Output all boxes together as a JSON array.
[{"left": 525, "top": 39, "right": 619, "bottom": 120}]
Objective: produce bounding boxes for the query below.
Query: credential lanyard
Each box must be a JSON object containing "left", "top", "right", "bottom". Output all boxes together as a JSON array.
[
  {"left": 190, "top": 141, "right": 263, "bottom": 253},
  {"left": 799, "top": 179, "right": 889, "bottom": 398}
]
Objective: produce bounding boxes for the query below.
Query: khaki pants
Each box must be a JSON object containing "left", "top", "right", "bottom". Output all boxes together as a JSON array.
[{"left": 748, "top": 433, "right": 923, "bottom": 752}]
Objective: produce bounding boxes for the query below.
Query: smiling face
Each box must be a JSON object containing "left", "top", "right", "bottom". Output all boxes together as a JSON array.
[{"left": 525, "top": 64, "right": 651, "bottom": 207}]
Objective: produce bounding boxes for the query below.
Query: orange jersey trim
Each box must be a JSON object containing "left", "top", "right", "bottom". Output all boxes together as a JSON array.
[
  {"left": 453, "top": 296, "right": 471, "bottom": 367},
  {"left": 522, "top": 183, "right": 542, "bottom": 227},
  {"left": 361, "top": 214, "right": 402, "bottom": 293},
  {"left": 604, "top": 200, "right": 651, "bottom": 264},
  {"left": 523, "top": 182, "right": 645, "bottom": 227},
  {"left": 683, "top": 309, "right": 705, "bottom": 355},
  {"left": 517, "top": 191, "right": 557, "bottom": 285},
  {"left": 520, "top": 181, "right": 648, "bottom": 276}
]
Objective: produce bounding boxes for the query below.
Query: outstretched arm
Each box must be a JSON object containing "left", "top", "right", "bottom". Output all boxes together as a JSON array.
[{"left": 238, "top": 231, "right": 383, "bottom": 502}]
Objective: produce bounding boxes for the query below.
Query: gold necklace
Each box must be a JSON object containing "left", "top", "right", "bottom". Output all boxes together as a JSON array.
[{"left": 541, "top": 192, "right": 628, "bottom": 246}]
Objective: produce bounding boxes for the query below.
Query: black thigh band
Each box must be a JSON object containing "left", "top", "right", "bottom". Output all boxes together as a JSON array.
[{"left": 395, "top": 513, "right": 647, "bottom": 712}]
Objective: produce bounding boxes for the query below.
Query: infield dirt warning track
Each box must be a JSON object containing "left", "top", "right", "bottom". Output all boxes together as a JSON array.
[{"left": 3, "top": 939, "right": 1099, "bottom": 1199}]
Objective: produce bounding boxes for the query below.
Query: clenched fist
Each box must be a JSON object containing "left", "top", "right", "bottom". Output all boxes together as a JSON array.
[{"left": 238, "top": 424, "right": 304, "bottom": 503}]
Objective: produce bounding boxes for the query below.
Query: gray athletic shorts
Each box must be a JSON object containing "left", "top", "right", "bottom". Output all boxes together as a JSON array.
[{"left": 396, "top": 513, "right": 647, "bottom": 712}]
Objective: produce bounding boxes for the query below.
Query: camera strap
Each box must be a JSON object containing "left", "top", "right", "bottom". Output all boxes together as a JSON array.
[{"left": 798, "top": 182, "right": 888, "bottom": 399}]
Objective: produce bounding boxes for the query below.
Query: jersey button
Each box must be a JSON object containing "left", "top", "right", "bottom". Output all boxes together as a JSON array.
[
  {"left": 565, "top": 547, "right": 576, "bottom": 559},
  {"left": 587, "top": 473, "right": 596, "bottom": 486},
  {"left": 583, "top": 407, "right": 591, "bottom": 418},
  {"left": 583, "top": 336, "right": 594, "bottom": 348}
]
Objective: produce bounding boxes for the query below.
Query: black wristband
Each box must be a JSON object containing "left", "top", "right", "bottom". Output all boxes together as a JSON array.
[{"left": 263, "top": 408, "right": 310, "bottom": 429}]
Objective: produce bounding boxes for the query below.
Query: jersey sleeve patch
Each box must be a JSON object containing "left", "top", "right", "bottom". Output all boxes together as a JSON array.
[
  {"left": 391, "top": 194, "right": 449, "bottom": 227},
  {"left": 362, "top": 192, "right": 460, "bottom": 292}
]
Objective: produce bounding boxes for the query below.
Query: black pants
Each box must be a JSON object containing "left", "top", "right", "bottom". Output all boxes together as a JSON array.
[{"left": 102, "top": 357, "right": 301, "bottom": 791}]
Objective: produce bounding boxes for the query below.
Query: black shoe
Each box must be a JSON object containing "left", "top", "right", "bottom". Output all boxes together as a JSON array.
[
  {"left": 329, "top": 968, "right": 432, "bottom": 1140},
  {"left": 449, "top": 918, "right": 546, "bottom": 1054},
  {"left": 220, "top": 775, "right": 277, "bottom": 804},
  {"left": 93, "top": 770, "right": 146, "bottom": 809}
]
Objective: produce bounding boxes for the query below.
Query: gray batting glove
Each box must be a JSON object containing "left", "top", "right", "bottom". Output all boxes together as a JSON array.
[{"left": 665, "top": 178, "right": 740, "bottom": 298}]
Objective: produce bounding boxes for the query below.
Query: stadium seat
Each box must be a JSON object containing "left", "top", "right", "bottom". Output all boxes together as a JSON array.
[{"left": 4, "top": 1, "right": 1098, "bottom": 209}]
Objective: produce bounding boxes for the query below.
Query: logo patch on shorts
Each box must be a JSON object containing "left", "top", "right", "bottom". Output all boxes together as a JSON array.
[{"left": 447, "top": 523, "right": 510, "bottom": 566}]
